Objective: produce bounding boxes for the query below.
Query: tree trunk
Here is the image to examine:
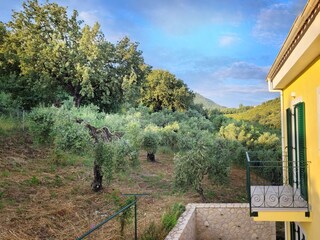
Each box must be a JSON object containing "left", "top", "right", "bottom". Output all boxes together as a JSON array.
[
  {"left": 91, "top": 161, "right": 103, "bottom": 192},
  {"left": 196, "top": 186, "right": 206, "bottom": 203},
  {"left": 147, "top": 153, "right": 155, "bottom": 162},
  {"left": 74, "top": 96, "right": 82, "bottom": 108}
]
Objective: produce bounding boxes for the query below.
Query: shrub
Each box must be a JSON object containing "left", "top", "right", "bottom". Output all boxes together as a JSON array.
[
  {"left": 0, "top": 92, "right": 20, "bottom": 114},
  {"left": 140, "top": 203, "right": 185, "bottom": 240},
  {"left": 174, "top": 132, "right": 234, "bottom": 201},
  {"left": 207, "top": 138, "right": 243, "bottom": 183},
  {"left": 141, "top": 127, "right": 161, "bottom": 161},
  {"left": 109, "top": 191, "right": 135, "bottom": 237},
  {"left": 161, "top": 203, "right": 185, "bottom": 231},
  {"left": 112, "top": 139, "right": 132, "bottom": 172},
  {"left": 160, "top": 122, "right": 179, "bottom": 149},
  {"left": 96, "top": 142, "right": 114, "bottom": 186},
  {"left": 52, "top": 111, "right": 93, "bottom": 153},
  {"left": 29, "top": 106, "right": 57, "bottom": 144}
]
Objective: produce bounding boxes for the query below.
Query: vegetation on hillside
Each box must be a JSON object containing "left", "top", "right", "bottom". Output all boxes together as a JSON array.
[
  {"left": 0, "top": 1, "right": 193, "bottom": 112},
  {"left": 225, "top": 98, "right": 281, "bottom": 129},
  {"left": 0, "top": 1, "right": 283, "bottom": 239},
  {"left": 193, "top": 93, "right": 225, "bottom": 110}
]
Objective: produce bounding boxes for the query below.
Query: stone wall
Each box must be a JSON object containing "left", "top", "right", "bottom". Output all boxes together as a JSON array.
[
  {"left": 165, "top": 203, "right": 276, "bottom": 240},
  {"left": 165, "top": 204, "right": 197, "bottom": 240}
]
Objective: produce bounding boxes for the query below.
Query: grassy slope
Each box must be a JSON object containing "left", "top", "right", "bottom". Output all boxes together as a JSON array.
[
  {"left": 0, "top": 118, "right": 247, "bottom": 240},
  {"left": 194, "top": 93, "right": 225, "bottom": 110},
  {"left": 226, "top": 98, "right": 281, "bottom": 129}
]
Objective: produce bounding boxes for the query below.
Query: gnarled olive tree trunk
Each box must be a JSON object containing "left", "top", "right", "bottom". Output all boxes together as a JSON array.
[{"left": 77, "top": 119, "right": 118, "bottom": 192}]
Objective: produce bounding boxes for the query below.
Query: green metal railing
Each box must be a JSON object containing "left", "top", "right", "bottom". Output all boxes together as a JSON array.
[
  {"left": 246, "top": 152, "right": 309, "bottom": 217},
  {"left": 76, "top": 193, "right": 149, "bottom": 240}
]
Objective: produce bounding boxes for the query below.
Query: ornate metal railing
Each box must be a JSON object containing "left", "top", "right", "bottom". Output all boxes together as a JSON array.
[{"left": 246, "top": 152, "right": 309, "bottom": 217}]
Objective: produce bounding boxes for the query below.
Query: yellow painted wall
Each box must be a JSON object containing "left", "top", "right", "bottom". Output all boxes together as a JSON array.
[
  {"left": 253, "top": 211, "right": 311, "bottom": 222},
  {"left": 282, "top": 57, "right": 320, "bottom": 240}
]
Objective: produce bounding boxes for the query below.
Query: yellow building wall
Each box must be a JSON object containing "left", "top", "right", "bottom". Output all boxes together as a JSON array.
[{"left": 282, "top": 57, "right": 320, "bottom": 240}]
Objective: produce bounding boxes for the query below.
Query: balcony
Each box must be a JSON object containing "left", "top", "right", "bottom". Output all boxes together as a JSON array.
[{"left": 246, "top": 152, "right": 309, "bottom": 218}]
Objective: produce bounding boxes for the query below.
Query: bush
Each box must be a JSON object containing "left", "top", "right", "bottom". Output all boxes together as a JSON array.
[
  {"left": 29, "top": 106, "right": 57, "bottom": 144},
  {"left": 160, "top": 122, "right": 179, "bottom": 150},
  {"left": 207, "top": 138, "right": 243, "bottom": 183},
  {"left": 174, "top": 132, "right": 234, "bottom": 201},
  {"left": 96, "top": 142, "right": 114, "bottom": 186},
  {"left": 141, "top": 126, "right": 161, "bottom": 161},
  {"left": 112, "top": 139, "right": 139, "bottom": 172},
  {"left": 52, "top": 111, "right": 93, "bottom": 153},
  {"left": 161, "top": 203, "right": 185, "bottom": 231},
  {"left": 140, "top": 203, "right": 185, "bottom": 240},
  {"left": 0, "top": 92, "right": 20, "bottom": 114}
]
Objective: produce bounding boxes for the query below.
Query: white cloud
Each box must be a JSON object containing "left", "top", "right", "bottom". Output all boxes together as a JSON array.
[
  {"left": 211, "top": 62, "right": 269, "bottom": 80},
  {"left": 218, "top": 34, "right": 240, "bottom": 47},
  {"left": 252, "top": 1, "right": 305, "bottom": 45},
  {"left": 131, "top": 0, "right": 245, "bottom": 34}
]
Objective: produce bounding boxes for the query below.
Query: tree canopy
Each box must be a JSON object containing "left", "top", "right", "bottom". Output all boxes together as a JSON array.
[
  {"left": 0, "top": 0, "right": 152, "bottom": 111},
  {"left": 140, "top": 70, "right": 194, "bottom": 112}
]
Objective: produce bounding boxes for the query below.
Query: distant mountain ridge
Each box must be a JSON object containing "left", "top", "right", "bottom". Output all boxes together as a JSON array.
[{"left": 194, "top": 93, "right": 225, "bottom": 109}]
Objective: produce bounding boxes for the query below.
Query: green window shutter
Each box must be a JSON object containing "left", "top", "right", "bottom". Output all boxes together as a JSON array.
[
  {"left": 290, "top": 222, "right": 296, "bottom": 240},
  {"left": 295, "top": 102, "right": 308, "bottom": 200},
  {"left": 286, "top": 108, "right": 294, "bottom": 186}
]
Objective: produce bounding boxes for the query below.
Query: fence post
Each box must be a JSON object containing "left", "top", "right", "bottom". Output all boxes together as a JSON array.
[
  {"left": 134, "top": 195, "right": 137, "bottom": 240},
  {"left": 246, "top": 152, "right": 252, "bottom": 215}
]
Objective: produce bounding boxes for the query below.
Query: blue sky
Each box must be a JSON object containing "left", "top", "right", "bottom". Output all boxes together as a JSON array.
[{"left": 0, "top": 0, "right": 306, "bottom": 107}]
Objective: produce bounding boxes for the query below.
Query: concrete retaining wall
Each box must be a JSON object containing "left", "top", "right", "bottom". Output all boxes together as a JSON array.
[{"left": 165, "top": 203, "right": 276, "bottom": 240}]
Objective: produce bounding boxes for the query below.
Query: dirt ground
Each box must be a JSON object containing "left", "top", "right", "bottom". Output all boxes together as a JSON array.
[{"left": 0, "top": 130, "right": 248, "bottom": 240}]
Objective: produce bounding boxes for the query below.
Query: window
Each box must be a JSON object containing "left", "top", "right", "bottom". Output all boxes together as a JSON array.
[
  {"left": 290, "top": 222, "right": 306, "bottom": 240},
  {"left": 286, "top": 102, "right": 308, "bottom": 200}
]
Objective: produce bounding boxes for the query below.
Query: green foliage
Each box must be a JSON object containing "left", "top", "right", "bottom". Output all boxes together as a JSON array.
[
  {"left": 96, "top": 142, "right": 114, "bottom": 185},
  {"left": 219, "top": 122, "right": 258, "bottom": 149},
  {"left": 109, "top": 191, "right": 135, "bottom": 237},
  {"left": 207, "top": 138, "right": 245, "bottom": 181},
  {"left": 28, "top": 106, "right": 57, "bottom": 144},
  {"left": 226, "top": 98, "right": 281, "bottom": 129},
  {"left": 174, "top": 132, "right": 230, "bottom": 201},
  {"left": 140, "top": 202, "right": 185, "bottom": 240},
  {"left": 112, "top": 139, "right": 139, "bottom": 172},
  {"left": 0, "top": 115, "right": 24, "bottom": 136},
  {"left": 141, "top": 127, "right": 161, "bottom": 155},
  {"left": 160, "top": 122, "right": 179, "bottom": 149},
  {"left": 26, "top": 176, "right": 41, "bottom": 186},
  {"left": 193, "top": 93, "right": 225, "bottom": 110},
  {"left": 29, "top": 103, "right": 101, "bottom": 153},
  {"left": 52, "top": 112, "right": 93, "bottom": 153},
  {"left": 0, "top": 91, "right": 20, "bottom": 114},
  {"left": 1, "top": 1, "right": 149, "bottom": 110},
  {"left": 161, "top": 203, "right": 185, "bottom": 231},
  {"left": 140, "top": 69, "right": 194, "bottom": 112}
]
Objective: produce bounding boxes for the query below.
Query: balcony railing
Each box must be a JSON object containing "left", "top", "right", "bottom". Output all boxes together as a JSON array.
[{"left": 246, "top": 152, "right": 309, "bottom": 216}]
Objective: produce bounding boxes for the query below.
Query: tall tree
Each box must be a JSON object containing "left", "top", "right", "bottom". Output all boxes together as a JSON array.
[
  {"left": 115, "top": 37, "right": 151, "bottom": 109},
  {"left": 87, "top": 37, "right": 151, "bottom": 112},
  {"left": 3, "top": 0, "right": 103, "bottom": 107},
  {"left": 140, "top": 69, "right": 194, "bottom": 112}
]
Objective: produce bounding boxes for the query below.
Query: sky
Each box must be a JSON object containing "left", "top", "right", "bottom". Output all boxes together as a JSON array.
[{"left": 0, "top": 0, "right": 307, "bottom": 107}]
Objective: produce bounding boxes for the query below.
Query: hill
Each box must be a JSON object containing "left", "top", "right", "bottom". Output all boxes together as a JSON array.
[
  {"left": 226, "top": 98, "right": 281, "bottom": 129},
  {"left": 194, "top": 93, "right": 225, "bottom": 109}
]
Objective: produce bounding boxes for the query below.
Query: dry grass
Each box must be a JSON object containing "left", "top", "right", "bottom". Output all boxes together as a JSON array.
[{"left": 0, "top": 130, "right": 247, "bottom": 240}]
